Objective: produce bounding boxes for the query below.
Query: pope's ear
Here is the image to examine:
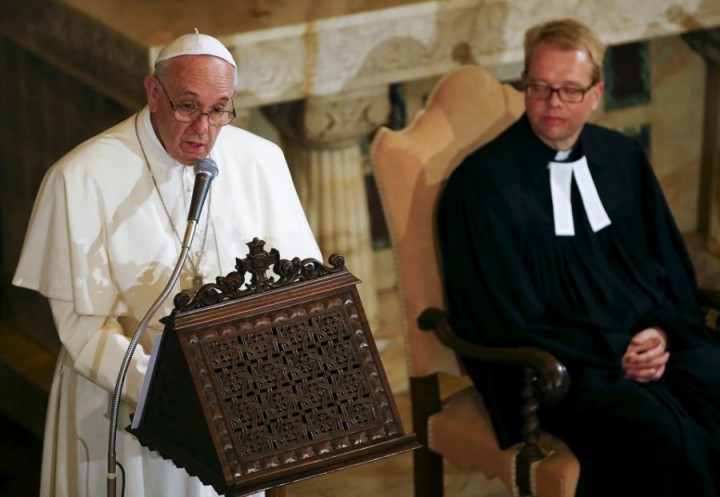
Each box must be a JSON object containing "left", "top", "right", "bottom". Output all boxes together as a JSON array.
[{"left": 144, "top": 76, "right": 160, "bottom": 112}]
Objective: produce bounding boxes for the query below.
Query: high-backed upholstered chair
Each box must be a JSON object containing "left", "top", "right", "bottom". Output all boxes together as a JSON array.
[{"left": 370, "top": 65, "right": 580, "bottom": 497}]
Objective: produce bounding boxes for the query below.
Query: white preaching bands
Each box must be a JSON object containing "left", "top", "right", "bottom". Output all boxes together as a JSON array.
[{"left": 549, "top": 152, "right": 611, "bottom": 236}]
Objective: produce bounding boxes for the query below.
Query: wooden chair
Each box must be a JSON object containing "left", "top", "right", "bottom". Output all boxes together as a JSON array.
[{"left": 370, "top": 65, "right": 580, "bottom": 497}]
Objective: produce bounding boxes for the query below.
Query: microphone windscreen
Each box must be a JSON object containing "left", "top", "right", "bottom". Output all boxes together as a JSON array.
[{"left": 194, "top": 157, "right": 219, "bottom": 178}]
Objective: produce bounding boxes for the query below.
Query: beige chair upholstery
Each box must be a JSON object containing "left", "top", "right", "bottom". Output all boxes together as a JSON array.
[{"left": 370, "top": 64, "right": 580, "bottom": 497}]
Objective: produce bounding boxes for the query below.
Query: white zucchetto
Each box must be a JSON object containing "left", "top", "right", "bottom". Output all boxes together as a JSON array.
[{"left": 155, "top": 29, "right": 237, "bottom": 68}]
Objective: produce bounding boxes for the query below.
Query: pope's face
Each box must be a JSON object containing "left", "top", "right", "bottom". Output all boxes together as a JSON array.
[
  {"left": 524, "top": 41, "right": 604, "bottom": 151},
  {"left": 145, "top": 55, "right": 236, "bottom": 165}
]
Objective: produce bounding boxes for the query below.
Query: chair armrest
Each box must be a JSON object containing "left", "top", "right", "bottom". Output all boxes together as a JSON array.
[
  {"left": 417, "top": 307, "right": 569, "bottom": 404},
  {"left": 418, "top": 305, "right": 570, "bottom": 494},
  {"left": 418, "top": 306, "right": 571, "bottom": 494},
  {"left": 699, "top": 287, "right": 720, "bottom": 310},
  {"left": 699, "top": 287, "right": 720, "bottom": 332}
]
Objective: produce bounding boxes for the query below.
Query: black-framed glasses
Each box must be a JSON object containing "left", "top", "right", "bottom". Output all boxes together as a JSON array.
[
  {"left": 524, "top": 82, "right": 596, "bottom": 103},
  {"left": 155, "top": 77, "right": 236, "bottom": 126}
]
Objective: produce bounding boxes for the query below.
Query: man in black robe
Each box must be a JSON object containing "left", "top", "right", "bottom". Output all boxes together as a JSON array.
[{"left": 438, "top": 18, "right": 720, "bottom": 496}]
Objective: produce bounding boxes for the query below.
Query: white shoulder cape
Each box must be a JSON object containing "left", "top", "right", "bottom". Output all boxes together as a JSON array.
[{"left": 14, "top": 106, "right": 322, "bottom": 320}]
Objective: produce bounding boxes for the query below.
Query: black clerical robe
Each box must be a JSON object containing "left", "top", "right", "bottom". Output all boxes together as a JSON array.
[{"left": 438, "top": 114, "right": 720, "bottom": 496}]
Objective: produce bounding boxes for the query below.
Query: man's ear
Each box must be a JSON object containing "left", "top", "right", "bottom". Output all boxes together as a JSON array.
[
  {"left": 144, "top": 76, "right": 159, "bottom": 112},
  {"left": 590, "top": 81, "right": 605, "bottom": 111}
]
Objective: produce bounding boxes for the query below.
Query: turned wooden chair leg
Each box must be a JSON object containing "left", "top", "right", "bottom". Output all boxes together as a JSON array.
[{"left": 411, "top": 375, "right": 445, "bottom": 497}]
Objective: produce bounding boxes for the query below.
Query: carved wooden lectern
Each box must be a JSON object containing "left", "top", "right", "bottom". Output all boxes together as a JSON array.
[{"left": 129, "top": 238, "right": 417, "bottom": 496}]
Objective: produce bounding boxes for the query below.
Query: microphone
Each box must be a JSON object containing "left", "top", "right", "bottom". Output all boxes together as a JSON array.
[
  {"left": 187, "top": 157, "right": 219, "bottom": 223},
  {"left": 182, "top": 158, "right": 219, "bottom": 248},
  {"left": 106, "top": 157, "right": 219, "bottom": 497}
]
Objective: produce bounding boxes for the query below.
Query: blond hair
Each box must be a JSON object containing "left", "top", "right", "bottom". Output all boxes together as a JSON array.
[{"left": 523, "top": 18, "right": 605, "bottom": 83}]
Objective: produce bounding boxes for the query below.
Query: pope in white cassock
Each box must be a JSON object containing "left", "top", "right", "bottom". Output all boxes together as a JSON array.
[{"left": 13, "top": 32, "right": 321, "bottom": 497}]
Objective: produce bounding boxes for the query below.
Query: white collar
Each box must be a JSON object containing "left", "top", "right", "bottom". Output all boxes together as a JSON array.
[{"left": 549, "top": 155, "right": 611, "bottom": 236}]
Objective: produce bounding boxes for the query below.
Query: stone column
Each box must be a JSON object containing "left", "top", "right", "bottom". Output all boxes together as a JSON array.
[
  {"left": 682, "top": 29, "right": 720, "bottom": 287},
  {"left": 263, "top": 86, "right": 390, "bottom": 329},
  {"left": 684, "top": 29, "right": 720, "bottom": 249}
]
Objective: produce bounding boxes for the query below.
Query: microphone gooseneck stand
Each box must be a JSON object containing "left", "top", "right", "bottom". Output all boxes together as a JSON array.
[
  {"left": 106, "top": 223, "right": 196, "bottom": 497},
  {"left": 106, "top": 158, "right": 218, "bottom": 497}
]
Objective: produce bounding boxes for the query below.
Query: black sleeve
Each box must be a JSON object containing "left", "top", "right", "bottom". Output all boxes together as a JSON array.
[
  {"left": 635, "top": 148, "right": 706, "bottom": 347},
  {"left": 438, "top": 164, "right": 621, "bottom": 372}
]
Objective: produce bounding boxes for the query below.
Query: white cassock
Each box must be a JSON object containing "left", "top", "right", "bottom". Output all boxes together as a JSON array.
[{"left": 13, "top": 106, "right": 322, "bottom": 497}]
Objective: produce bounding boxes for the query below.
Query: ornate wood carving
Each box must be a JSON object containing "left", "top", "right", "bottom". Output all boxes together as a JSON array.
[
  {"left": 130, "top": 238, "right": 417, "bottom": 496},
  {"left": 173, "top": 237, "right": 346, "bottom": 311}
]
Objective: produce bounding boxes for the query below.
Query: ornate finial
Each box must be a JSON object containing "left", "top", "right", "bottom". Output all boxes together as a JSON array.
[
  {"left": 171, "top": 238, "right": 346, "bottom": 312},
  {"left": 235, "top": 238, "right": 280, "bottom": 293}
]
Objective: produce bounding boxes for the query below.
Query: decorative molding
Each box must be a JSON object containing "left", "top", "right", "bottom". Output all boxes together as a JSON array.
[
  {"left": 3, "top": 0, "right": 719, "bottom": 109},
  {"left": 263, "top": 86, "right": 389, "bottom": 147},
  {"left": 227, "top": 0, "right": 720, "bottom": 106}
]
